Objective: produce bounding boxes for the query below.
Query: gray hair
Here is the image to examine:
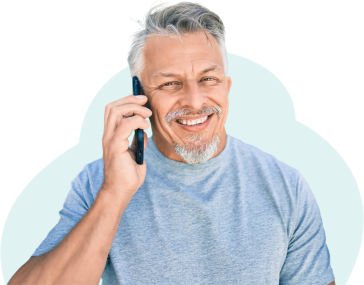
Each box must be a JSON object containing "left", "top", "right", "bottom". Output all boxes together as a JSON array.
[{"left": 127, "top": 2, "right": 228, "bottom": 78}]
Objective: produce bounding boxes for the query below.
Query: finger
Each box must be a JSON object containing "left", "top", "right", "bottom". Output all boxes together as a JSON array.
[
  {"left": 103, "top": 95, "right": 148, "bottom": 136},
  {"left": 104, "top": 104, "right": 152, "bottom": 141},
  {"left": 106, "top": 103, "right": 151, "bottom": 131},
  {"left": 143, "top": 131, "right": 148, "bottom": 151},
  {"left": 128, "top": 131, "right": 148, "bottom": 164},
  {"left": 130, "top": 130, "right": 147, "bottom": 152},
  {"left": 113, "top": 103, "right": 152, "bottom": 125},
  {"left": 131, "top": 131, "right": 147, "bottom": 148},
  {"left": 131, "top": 133, "right": 136, "bottom": 146},
  {"left": 128, "top": 146, "right": 136, "bottom": 162},
  {"left": 114, "top": 115, "right": 150, "bottom": 142},
  {"left": 104, "top": 95, "right": 148, "bottom": 127}
]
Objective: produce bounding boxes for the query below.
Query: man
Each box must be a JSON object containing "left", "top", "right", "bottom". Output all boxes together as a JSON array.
[{"left": 9, "top": 2, "right": 335, "bottom": 284}]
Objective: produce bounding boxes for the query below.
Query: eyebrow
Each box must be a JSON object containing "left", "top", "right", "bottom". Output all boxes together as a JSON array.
[{"left": 153, "top": 64, "right": 223, "bottom": 80}]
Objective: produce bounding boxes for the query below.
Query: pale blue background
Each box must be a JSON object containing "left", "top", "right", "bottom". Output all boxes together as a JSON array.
[{"left": 1, "top": 54, "right": 362, "bottom": 284}]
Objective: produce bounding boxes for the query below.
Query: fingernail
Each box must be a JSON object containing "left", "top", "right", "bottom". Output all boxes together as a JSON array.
[
  {"left": 142, "top": 106, "right": 152, "bottom": 112},
  {"left": 136, "top": 95, "right": 146, "bottom": 99}
]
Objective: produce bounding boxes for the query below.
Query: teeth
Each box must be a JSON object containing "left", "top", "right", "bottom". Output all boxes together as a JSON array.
[{"left": 177, "top": 116, "right": 208, "bottom": 125}]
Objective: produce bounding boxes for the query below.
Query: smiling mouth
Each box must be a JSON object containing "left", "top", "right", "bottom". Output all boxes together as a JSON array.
[
  {"left": 176, "top": 115, "right": 210, "bottom": 126},
  {"left": 174, "top": 114, "right": 213, "bottom": 131}
]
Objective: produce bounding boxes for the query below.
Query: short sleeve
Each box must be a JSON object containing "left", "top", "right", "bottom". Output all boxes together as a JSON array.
[
  {"left": 279, "top": 173, "right": 335, "bottom": 285},
  {"left": 32, "top": 165, "right": 92, "bottom": 256}
]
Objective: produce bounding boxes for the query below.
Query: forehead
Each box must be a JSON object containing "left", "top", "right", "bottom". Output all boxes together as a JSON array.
[{"left": 143, "top": 32, "right": 225, "bottom": 77}]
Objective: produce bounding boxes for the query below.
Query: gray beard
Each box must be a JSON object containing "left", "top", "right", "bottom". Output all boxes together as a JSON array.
[{"left": 173, "top": 133, "right": 220, "bottom": 164}]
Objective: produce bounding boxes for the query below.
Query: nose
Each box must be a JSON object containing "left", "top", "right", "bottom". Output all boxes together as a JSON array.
[{"left": 179, "top": 80, "right": 207, "bottom": 115}]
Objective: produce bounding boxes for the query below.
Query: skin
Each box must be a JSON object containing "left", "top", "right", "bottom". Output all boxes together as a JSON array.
[
  {"left": 140, "top": 32, "right": 335, "bottom": 285},
  {"left": 139, "top": 31, "right": 231, "bottom": 162},
  {"left": 139, "top": 32, "right": 335, "bottom": 285}
]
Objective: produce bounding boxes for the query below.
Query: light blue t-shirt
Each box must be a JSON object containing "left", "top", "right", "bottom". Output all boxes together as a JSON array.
[{"left": 33, "top": 135, "right": 335, "bottom": 284}]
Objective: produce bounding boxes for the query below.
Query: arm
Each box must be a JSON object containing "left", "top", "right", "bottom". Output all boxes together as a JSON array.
[
  {"left": 279, "top": 173, "right": 335, "bottom": 284},
  {"left": 8, "top": 94, "right": 152, "bottom": 285},
  {"left": 8, "top": 187, "right": 133, "bottom": 285}
]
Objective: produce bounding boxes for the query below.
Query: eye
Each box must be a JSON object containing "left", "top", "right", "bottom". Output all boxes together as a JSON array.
[
  {"left": 158, "top": 81, "right": 182, "bottom": 91},
  {"left": 203, "top": 77, "right": 214, "bottom": 81}
]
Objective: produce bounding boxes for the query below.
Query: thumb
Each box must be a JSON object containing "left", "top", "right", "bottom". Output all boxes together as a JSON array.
[
  {"left": 132, "top": 131, "right": 147, "bottom": 150},
  {"left": 143, "top": 131, "right": 148, "bottom": 151}
]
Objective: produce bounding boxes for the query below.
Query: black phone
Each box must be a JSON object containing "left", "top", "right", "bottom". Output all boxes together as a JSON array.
[{"left": 132, "top": 76, "right": 144, "bottom": 165}]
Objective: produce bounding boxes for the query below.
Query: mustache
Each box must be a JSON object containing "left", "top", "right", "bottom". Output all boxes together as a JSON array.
[{"left": 165, "top": 105, "right": 222, "bottom": 126}]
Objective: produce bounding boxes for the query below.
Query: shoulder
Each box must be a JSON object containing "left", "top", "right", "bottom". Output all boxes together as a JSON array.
[
  {"left": 228, "top": 135, "right": 301, "bottom": 201},
  {"left": 84, "top": 157, "right": 104, "bottom": 177},
  {"left": 228, "top": 135, "right": 300, "bottom": 179},
  {"left": 75, "top": 157, "right": 105, "bottom": 202},
  {"left": 78, "top": 158, "right": 104, "bottom": 178}
]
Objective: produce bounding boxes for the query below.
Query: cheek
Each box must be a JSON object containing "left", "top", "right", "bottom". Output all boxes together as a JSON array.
[
  {"left": 152, "top": 98, "right": 176, "bottom": 122},
  {"left": 149, "top": 106, "right": 161, "bottom": 127},
  {"left": 222, "top": 96, "right": 229, "bottom": 116}
]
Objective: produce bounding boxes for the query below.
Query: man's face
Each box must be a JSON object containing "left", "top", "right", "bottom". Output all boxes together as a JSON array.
[{"left": 140, "top": 31, "right": 232, "bottom": 163}]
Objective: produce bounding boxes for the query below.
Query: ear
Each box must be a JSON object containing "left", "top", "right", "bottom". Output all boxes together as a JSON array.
[{"left": 226, "top": 76, "right": 232, "bottom": 94}]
